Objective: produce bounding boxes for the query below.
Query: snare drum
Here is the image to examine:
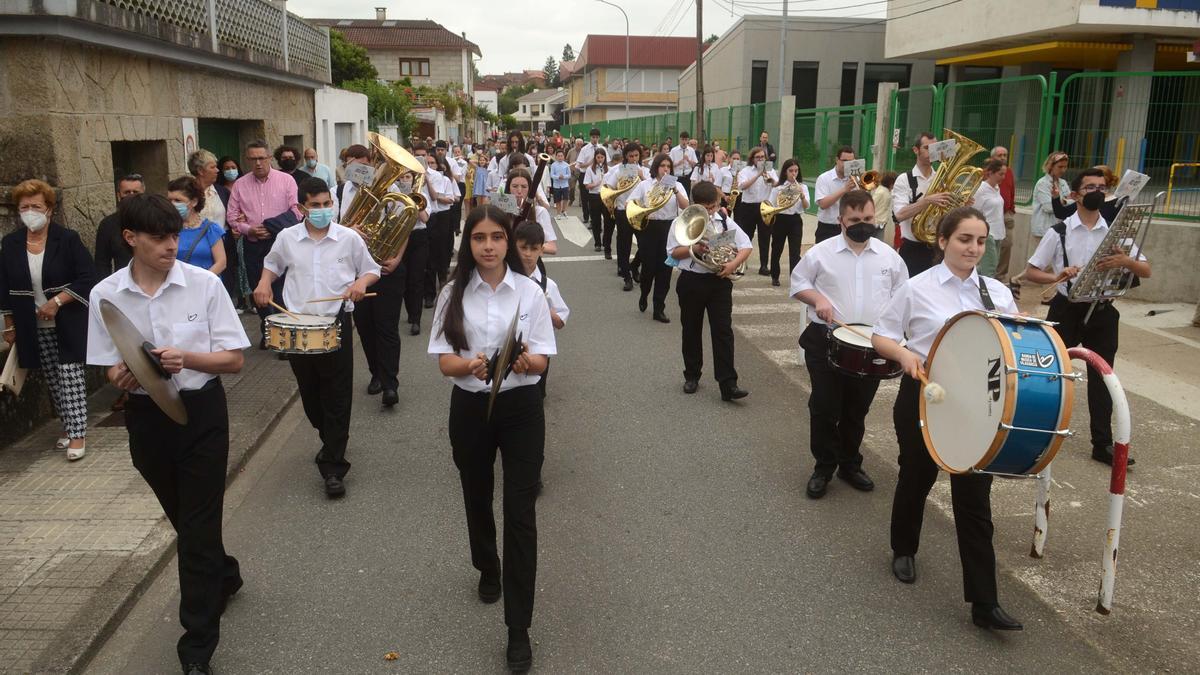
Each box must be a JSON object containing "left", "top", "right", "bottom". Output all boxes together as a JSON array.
[
  {"left": 827, "top": 324, "right": 903, "bottom": 379},
  {"left": 264, "top": 313, "right": 341, "bottom": 354},
  {"left": 921, "top": 311, "right": 1074, "bottom": 476}
]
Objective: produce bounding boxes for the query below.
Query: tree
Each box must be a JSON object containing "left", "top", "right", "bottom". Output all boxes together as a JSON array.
[
  {"left": 562, "top": 44, "right": 575, "bottom": 62},
  {"left": 498, "top": 82, "right": 536, "bottom": 116},
  {"left": 543, "top": 56, "right": 559, "bottom": 88},
  {"left": 499, "top": 114, "right": 518, "bottom": 131},
  {"left": 704, "top": 33, "right": 719, "bottom": 46},
  {"left": 341, "top": 78, "right": 416, "bottom": 136},
  {"left": 329, "top": 29, "right": 378, "bottom": 86}
]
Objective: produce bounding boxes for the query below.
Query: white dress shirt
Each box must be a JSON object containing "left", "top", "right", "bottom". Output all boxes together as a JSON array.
[
  {"left": 890, "top": 165, "right": 934, "bottom": 242},
  {"left": 666, "top": 212, "right": 752, "bottom": 274},
  {"left": 975, "top": 181, "right": 1006, "bottom": 241},
  {"left": 576, "top": 142, "right": 603, "bottom": 171},
  {"left": 263, "top": 222, "right": 381, "bottom": 316},
  {"left": 428, "top": 267, "right": 557, "bottom": 392},
  {"left": 669, "top": 145, "right": 698, "bottom": 177},
  {"left": 531, "top": 267, "right": 569, "bottom": 324},
  {"left": 814, "top": 168, "right": 851, "bottom": 223},
  {"left": 628, "top": 179, "right": 688, "bottom": 220},
  {"left": 605, "top": 165, "right": 650, "bottom": 210},
  {"left": 498, "top": 153, "right": 537, "bottom": 180},
  {"left": 789, "top": 235, "right": 908, "bottom": 325},
  {"left": 86, "top": 262, "right": 250, "bottom": 392},
  {"left": 874, "top": 262, "right": 1018, "bottom": 361},
  {"left": 1027, "top": 212, "right": 1144, "bottom": 301},
  {"left": 450, "top": 157, "right": 468, "bottom": 182},
  {"left": 582, "top": 165, "right": 607, "bottom": 194},
  {"left": 425, "top": 169, "right": 453, "bottom": 214},
  {"left": 200, "top": 184, "right": 226, "bottom": 229},
  {"left": 768, "top": 182, "right": 811, "bottom": 216},
  {"left": 518, "top": 201, "right": 556, "bottom": 243},
  {"left": 717, "top": 166, "right": 734, "bottom": 193},
  {"left": 736, "top": 166, "right": 778, "bottom": 203},
  {"left": 689, "top": 163, "right": 721, "bottom": 185}
]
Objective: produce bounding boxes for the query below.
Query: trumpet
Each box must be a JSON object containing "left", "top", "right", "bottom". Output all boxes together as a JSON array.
[
  {"left": 626, "top": 180, "right": 674, "bottom": 231},
  {"left": 851, "top": 170, "right": 880, "bottom": 192},
  {"left": 673, "top": 205, "right": 745, "bottom": 281}
]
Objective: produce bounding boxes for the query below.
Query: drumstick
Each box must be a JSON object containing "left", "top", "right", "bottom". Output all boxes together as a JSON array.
[
  {"left": 306, "top": 293, "right": 378, "bottom": 303},
  {"left": 1040, "top": 272, "right": 1072, "bottom": 300},
  {"left": 268, "top": 301, "right": 302, "bottom": 321},
  {"left": 916, "top": 370, "right": 947, "bottom": 404},
  {"left": 832, "top": 319, "right": 873, "bottom": 343}
]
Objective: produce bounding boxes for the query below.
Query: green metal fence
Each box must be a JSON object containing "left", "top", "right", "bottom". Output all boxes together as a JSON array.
[
  {"left": 792, "top": 104, "right": 877, "bottom": 183},
  {"left": 888, "top": 85, "right": 940, "bottom": 174}
]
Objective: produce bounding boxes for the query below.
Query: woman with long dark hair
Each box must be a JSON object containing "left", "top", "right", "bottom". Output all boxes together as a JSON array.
[
  {"left": 735, "top": 147, "right": 778, "bottom": 275},
  {"left": 428, "top": 204, "right": 556, "bottom": 673},
  {"left": 627, "top": 153, "right": 688, "bottom": 322},
  {"left": 606, "top": 144, "right": 649, "bottom": 291},
  {"left": 767, "top": 159, "right": 810, "bottom": 286},
  {"left": 582, "top": 147, "right": 613, "bottom": 256}
]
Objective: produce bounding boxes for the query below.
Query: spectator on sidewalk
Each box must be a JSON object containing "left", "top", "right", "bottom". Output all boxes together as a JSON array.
[
  {"left": 167, "top": 176, "right": 227, "bottom": 275},
  {"left": 274, "top": 145, "right": 310, "bottom": 187},
  {"left": 86, "top": 192, "right": 249, "bottom": 675},
  {"left": 217, "top": 156, "right": 250, "bottom": 311},
  {"left": 550, "top": 150, "right": 571, "bottom": 218},
  {"left": 302, "top": 147, "right": 336, "bottom": 188},
  {"left": 566, "top": 138, "right": 583, "bottom": 209},
  {"left": 95, "top": 174, "right": 145, "bottom": 277},
  {"left": 991, "top": 146, "right": 1016, "bottom": 280},
  {"left": 1031, "top": 151, "right": 1070, "bottom": 242},
  {"left": 1, "top": 179, "right": 95, "bottom": 461}
]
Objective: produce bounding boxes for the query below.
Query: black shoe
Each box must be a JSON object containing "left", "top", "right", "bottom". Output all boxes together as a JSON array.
[
  {"left": 367, "top": 377, "right": 382, "bottom": 395},
  {"left": 622, "top": 278, "right": 634, "bottom": 292},
  {"left": 423, "top": 297, "right": 435, "bottom": 309},
  {"left": 683, "top": 379, "right": 698, "bottom": 394},
  {"left": 720, "top": 385, "right": 748, "bottom": 401},
  {"left": 631, "top": 267, "right": 641, "bottom": 283},
  {"left": 972, "top": 603, "right": 1023, "bottom": 631},
  {"left": 653, "top": 311, "right": 670, "bottom": 324},
  {"left": 806, "top": 474, "right": 830, "bottom": 499},
  {"left": 183, "top": 664, "right": 211, "bottom": 675},
  {"left": 324, "top": 475, "right": 346, "bottom": 498},
  {"left": 837, "top": 467, "right": 875, "bottom": 491},
  {"left": 594, "top": 245, "right": 602, "bottom": 252},
  {"left": 771, "top": 278, "right": 781, "bottom": 287},
  {"left": 478, "top": 571, "right": 501, "bottom": 603},
  {"left": 1092, "top": 444, "right": 1135, "bottom": 467},
  {"left": 409, "top": 323, "right": 421, "bottom": 336},
  {"left": 604, "top": 252, "right": 613, "bottom": 260},
  {"left": 638, "top": 295, "right": 648, "bottom": 312},
  {"left": 382, "top": 389, "right": 399, "bottom": 407},
  {"left": 892, "top": 555, "right": 916, "bottom": 584},
  {"left": 757, "top": 267, "right": 769, "bottom": 276},
  {"left": 506, "top": 628, "right": 532, "bottom": 673}
]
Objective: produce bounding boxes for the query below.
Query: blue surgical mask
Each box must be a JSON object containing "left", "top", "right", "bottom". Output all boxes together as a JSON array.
[
  {"left": 174, "top": 202, "right": 190, "bottom": 218},
  {"left": 307, "top": 207, "right": 335, "bottom": 229},
  {"left": 223, "top": 169, "right": 238, "bottom": 182},
  {"left": 306, "top": 159, "right": 317, "bottom": 169}
]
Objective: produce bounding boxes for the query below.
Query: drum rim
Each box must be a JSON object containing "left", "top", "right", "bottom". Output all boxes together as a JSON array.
[
  {"left": 920, "top": 310, "right": 1017, "bottom": 474},
  {"left": 1025, "top": 323, "right": 1075, "bottom": 475}
]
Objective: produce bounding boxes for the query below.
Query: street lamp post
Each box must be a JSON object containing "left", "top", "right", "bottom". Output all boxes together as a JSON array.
[{"left": 595, "top": 0, "right": 630, "bottom": 120}]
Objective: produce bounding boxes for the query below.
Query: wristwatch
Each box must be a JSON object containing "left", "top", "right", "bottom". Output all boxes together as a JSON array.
[{"left": 53, "top": 297, "right": 62, "bottom": 307}]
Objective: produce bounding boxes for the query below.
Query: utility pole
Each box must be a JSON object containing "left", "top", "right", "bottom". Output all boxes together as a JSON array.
[
  {"left": 696, "top": 0, "right": 705, "bottom": 144},
  {"left": 778, "top": 0, "right": 788, "bottom": 98}
]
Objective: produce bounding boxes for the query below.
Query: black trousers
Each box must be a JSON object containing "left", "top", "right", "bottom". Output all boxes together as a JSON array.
[
  {"left": 586, "top": 193, "right": 614, "bottom": 253},
  {"left": 770, "top": 213, "right": 804, "bottom": 281},
  {"left": 449, "top": 385, "right": 545, "bottom": 629},
  {"left": 402, "top": 229, "right": 430, "bottom": 324},
  {"left": 676, "top": 269, "right": 737, "bottom": 386},
  {"left": 735, "top": 201, "right": 768, "bottom": 269},
  {"left": 800, "top": 324, "right": 880, "bottom": 476},
  {"left": 126, "top": 381, "right": 240, "bottom": 667},
  {"left": 354, "top": 271, "right": 403, "bottom": 391},
  {"left": 639, "top": 219, "right": 673, "bottom": 312},
  {"left": 289, "top": 316, "right": 354, "bottom": 478},
  {"left": 426, "top": 212, "right": 452, "bottom": 301},
  {"left": 898, "top": 239, "right": 936, "bottom": 278},
  {"left": 890, "top": 375, "right": 997, "bottom": 604},
  {"left": 220, "top": 232, "right": 240, "bottom": 302},
  {"left": 1047, "top": 294, "right": 1119, "bottom": 448},
  {"left": 241, "top": 237, "right": 283, "bottom": 339},
  {"left": 815, "top": 221, "right": 841, "bottom": 244},
  {"left": 616, "top": 209, "right": 639, "bottom": 279},
  {"left": 677, "top": 175, "right": 692, "bottom": 197}
]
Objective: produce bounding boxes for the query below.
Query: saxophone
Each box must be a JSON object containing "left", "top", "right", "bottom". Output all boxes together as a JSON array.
[{"left": 910, "top": 129, "right": 986, "bottom": 245}]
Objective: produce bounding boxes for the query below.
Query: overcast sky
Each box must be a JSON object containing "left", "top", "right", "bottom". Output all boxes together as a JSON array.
[{"left": 286, "top": 0, "right": 886, "bottom": 74}]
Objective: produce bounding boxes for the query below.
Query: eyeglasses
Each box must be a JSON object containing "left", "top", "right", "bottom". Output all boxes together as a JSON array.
[{"left": 1079, "top": 184, "right": 1108, "bottom": 194}]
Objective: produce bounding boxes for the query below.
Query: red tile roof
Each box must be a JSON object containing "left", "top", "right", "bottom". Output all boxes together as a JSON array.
[
  {"left": 311, "top": 18, "right": 481, "bottom": 56},
  {"left": 579, "top": 35, "right": 699, "bottom": 69}
]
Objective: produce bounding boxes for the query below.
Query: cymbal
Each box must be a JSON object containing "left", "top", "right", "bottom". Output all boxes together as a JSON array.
[
  {"left": 98, "top": 299, "right": 188, "bottom": 425},
  {"left": 486, "top": 310, "right": 525, "bottom": 420}
]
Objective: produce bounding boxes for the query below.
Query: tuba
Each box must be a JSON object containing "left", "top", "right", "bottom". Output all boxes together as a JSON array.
[
  {"left": 626, "top": 179, "right": 675, "bottom": 231},
  {"left": 673, "top": 204, "right": 746, "bottom": 281},
  {"left": 910, "top": 129, "right": 986, "bottom": 245},
  {"left": 601, "top": 169, "right": 640, "bottom": 217},
  {"left": 760, "top": 183, "right": 804, "bottom": 226},
  {"left": 342, "top": 132, "right": 428, "bottom": 263}
]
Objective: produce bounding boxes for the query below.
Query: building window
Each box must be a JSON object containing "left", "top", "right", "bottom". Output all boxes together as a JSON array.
[
  {"left": 750, "top": 61, "right": 768, "bottom": 104},
  {"left": 840, "top": 63, "right": 858, "bottom": 106},
  {"left": 934, "top": 65, "right": 949, "bottom": 86},
  {"left": 607, "top": 69, "right": 676, "bottom": 94},
  {"left": 400, "top": 59, "right": 431, "bottom": 77},
  {"left": 531, "top": 104, "right": 541, "bottom": 116},
  {"left": 862, "top": 63, "right": 911, "bottom": 105},
  {"left": 791, "top": 61, "right": 818, "bottom": 109}
]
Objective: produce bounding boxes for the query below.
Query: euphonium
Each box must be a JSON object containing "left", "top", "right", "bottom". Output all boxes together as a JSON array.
[
  {"left": 342, "top": 132, "right": 427, "bottom": 263},
  {"left": 760, "top": 183, "right": 803, "bottom": 226},
  {"left": 601, "top": 171, "right": 640, "bottom": 217},
  {"left": 910, "top": 129, "right": 986, "bottom": 245},
  {"left": 626, "top": 179, "right": 675, "bottom": 231},
  {"left": 673, "top": 204, "right": 745, "bottom": 281}
]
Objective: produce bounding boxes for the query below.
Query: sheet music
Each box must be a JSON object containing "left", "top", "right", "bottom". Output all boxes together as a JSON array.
[
  {"left": 1112, "top": 170, "right": 1151, "bottom": 202},
  {"left": 844, "top": 159, "right": 866, "bottom": 176},
  {"left": 345, "top": 163, "right": 375, "bottom": 186},
  {"left": 661, "top": 175, "right": 678, "bottom": 188},
  {"left": 493, "top": 193, "right": 519, "bottom": 215},
  {"left": 927, "top": 139, "right": 958, "bottom": 163}
]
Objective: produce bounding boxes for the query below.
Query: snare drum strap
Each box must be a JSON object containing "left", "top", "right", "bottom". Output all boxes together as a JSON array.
[{"left": 976, "top": 275, "right": 996, "bottom": 311}]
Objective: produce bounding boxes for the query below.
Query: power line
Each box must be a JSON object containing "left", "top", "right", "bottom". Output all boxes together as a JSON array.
[
  {"left": 653, "top": 0, "right": 689, "bottom": 35},
  {"left": 666, "top": 0, "right": 696, "bottom": 35}
]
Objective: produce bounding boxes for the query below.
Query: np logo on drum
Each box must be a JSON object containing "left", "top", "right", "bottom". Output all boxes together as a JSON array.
[{"left": 987, "top": 357, "right": 1001, "bottom": 403}]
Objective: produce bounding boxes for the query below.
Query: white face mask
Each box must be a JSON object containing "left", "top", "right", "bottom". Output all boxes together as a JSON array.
[{"left": 21, "top": 211, "right": 48, "bottom": 232}]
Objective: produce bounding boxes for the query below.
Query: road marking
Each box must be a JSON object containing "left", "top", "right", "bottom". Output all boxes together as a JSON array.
[
  {"left": 733, "top": 287, "right": 793, "bottom": 297},
  {"left": 732, "top": 303, "right": 803, "bottom": 315},
  {"left": 542, "top": 255, "right": 610, "bottom": 263},
  {"left": 736, "top": 323, "right": 799, "bottom": 338},
  {"left": 555, "top": 215, "right": 594, "bottom": 248}
]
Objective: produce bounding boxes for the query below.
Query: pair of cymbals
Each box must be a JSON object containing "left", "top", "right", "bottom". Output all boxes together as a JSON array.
[
  {"left": 485, "top": 310, "right": 525, "bottom": 420},
  {"left": 99, "top": 300, "right": 188, "bottom": 425}
]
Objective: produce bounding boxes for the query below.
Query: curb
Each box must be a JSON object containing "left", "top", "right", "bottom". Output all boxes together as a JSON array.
[{"left": 29, "top": 387, "right": 299, "bottom": 675}]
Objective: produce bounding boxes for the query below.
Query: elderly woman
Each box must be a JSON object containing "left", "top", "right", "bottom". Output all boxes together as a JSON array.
[
  {"left": 1, "top": 180, "right": 95, "bottom": 459},
  {"left": 1031, "top": 151, "right": 1071, "bottom": 239}
]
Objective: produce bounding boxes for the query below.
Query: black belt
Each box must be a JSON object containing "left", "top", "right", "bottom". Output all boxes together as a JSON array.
[{"left": 129, "top": 376, "right": 221, "bottom": 401}]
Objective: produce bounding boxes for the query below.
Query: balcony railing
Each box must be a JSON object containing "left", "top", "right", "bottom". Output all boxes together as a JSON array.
[{"left": 1, "top": 0, "right": 330, "bottom": 84}]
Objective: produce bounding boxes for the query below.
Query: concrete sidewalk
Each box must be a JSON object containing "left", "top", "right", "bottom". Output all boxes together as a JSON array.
[{"left": 0, "top": 315, "right": 297, "bottom": 674}]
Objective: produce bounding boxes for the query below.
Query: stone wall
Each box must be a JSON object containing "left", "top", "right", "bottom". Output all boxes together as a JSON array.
[{"left": 0, "top": 37, "right": 316, "bottom": 248}]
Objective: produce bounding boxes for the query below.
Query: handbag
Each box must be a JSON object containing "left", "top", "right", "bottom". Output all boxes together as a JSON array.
[{"left": 1, "top": 343, "right": 27, "bottom": 396}]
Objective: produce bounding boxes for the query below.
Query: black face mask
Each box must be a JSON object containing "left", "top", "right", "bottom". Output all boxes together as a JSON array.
[
  {"left": 1081, "top": 190, "right": 1105, "bottom": 211},
  {"left": 279, "top": 158, "right": 298, "bottom": 172},
  {"left": 845, "top": 222, "right": 875, "bottom": 242}
]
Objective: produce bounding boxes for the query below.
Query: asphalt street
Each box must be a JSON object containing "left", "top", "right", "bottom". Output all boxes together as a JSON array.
[{"left": 89, "top": 209, "right": 1122, "bottom": 673}]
